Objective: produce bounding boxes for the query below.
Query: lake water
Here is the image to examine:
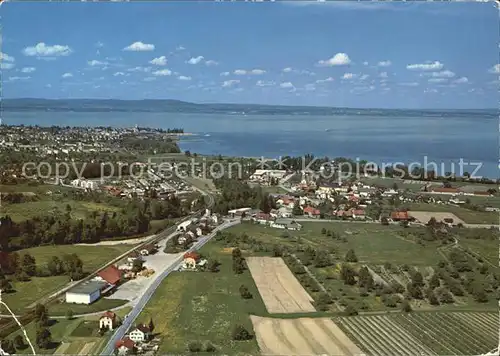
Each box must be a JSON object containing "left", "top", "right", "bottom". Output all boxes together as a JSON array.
[{"left": 3, "top": 111, "right": 498, "bottom": 178}]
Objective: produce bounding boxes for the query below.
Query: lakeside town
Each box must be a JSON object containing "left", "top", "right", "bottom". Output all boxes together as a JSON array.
[{"left": 0, "top": 124, "right": 499, "bottom": 356}]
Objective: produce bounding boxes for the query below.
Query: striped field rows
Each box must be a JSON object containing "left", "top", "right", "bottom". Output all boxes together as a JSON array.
[{"left": 335, "top": 312, "right": 498, "bottom": 355}]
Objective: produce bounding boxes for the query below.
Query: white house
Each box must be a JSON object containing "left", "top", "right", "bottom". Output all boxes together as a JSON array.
[
  {"left": 128, "top": 324, "right": 152, "bottom": 343},
  {"left": 177, "top": 219, "right": 194, "bottom": 232},
  {"left": 99, "top": 311, "right": 118, "bottom": 331},
  {"left": 65, "top": 280, "right": 106, "bottom": 305}
]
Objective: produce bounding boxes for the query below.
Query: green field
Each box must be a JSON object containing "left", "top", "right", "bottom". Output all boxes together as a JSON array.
[
  {"left": 2, "top": 200, "right": 121, "bottom": 222},
  {"left": 3, "top": 244, "right": 134, "bottom": 312},
  {"left": 136, "top": 243, "right": 266, "bottom": 355},
  {"left": 408, "top": 203, "right": 499, "bottom": 224},
  {"left": 4, "top": 316, "right": 112, "bottom": 355},
  {"left": 49, "top": 298, "right": 128, "bottom": 316},
  {"left": 228, "top": 222, "right": 442, "bottom": 265}
]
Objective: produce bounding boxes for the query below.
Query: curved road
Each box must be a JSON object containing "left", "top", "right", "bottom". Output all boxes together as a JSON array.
[{"left": 100, "top": 218, "right": 239, "bottom": 355}]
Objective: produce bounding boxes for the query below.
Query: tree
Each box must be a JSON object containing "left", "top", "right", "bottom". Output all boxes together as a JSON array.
[
  {"left": 34, "top": 303, "right": 49, "bottom": 327},
  {"left": 232, "top": 325, "right": 253, "bottom": 341},
  {"left": 21, "top": 253, "right": 36, "bottom": 276},
  {"left": 340, "top": 264, "right": 356, "bottom": 286},
  {"left": 13, "top": 335, "right": 25, "bottom": 350},
  {"left": 47, "top": 256, "right": 64, "bottom": 276},
  {"left": 35, "top": 327, "right": 52, "bottom": 349},
  {"left": 207, "top": 259, "right": 220, "bottom": 273},
  {"left": 406, "top": 283, "right": 423, "bottom": 300},
  {"left": 292, "top": 203, "right": 303, "bottom": 216},
  {"left": 204, "top": 341, "right": 217, "bottom": 353},
  {"left": 429, "top": 273, "right": 440, "bottom": 289},
  {"left": 65, "top": 309, "right": 74, "bottom": 320},
  {"left": 412, "top": 271, "right": 424, "bottom": 287},
  {"left": 239, "top": 285, "right": 253, "bottom": 299},
  {"left": 358, "top": 267, "right": 374, "bottom": 290},
  {"left": 0, "top": 277, "right": 12, "bottom": 293},
  {"left": 0, "top": 339, "right": 15, "bottom": 354},
  {"left": 343, "top": 305, "right": 358, "bottom": 316},
  {"left": 131, "top": 259, "right": 144, "bottom": 273},
  {"left": 149, "top": 318, "right": 155, "bottom": 333},
  {"left": 401, "top": 300, "right": 412, "bottom": 312},
  {"left": 344, "top": 249, "right": 358, "bottom": 263},
  {"left": 381, "top": 217, "right": 389, "bottom": 225},
  {"left": 187, "top": 341, "right": 202, "bottom": 352},
  {"left": 321, "top": 228, "right": 326, "bottom": 235}
]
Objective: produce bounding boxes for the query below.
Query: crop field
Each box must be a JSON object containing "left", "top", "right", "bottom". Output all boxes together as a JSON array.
[
  {"left": 408, "top": 203, "right": 499, "bottom": 224},
  {"left": 246, "top": 257, "right": 316, "bottom": 314},
  {"left": 336, "top": 312, "right": 498, "bottom": 355},
  {"left": 250, "top": 316, "right": 362, "bottom": 355},
  {"left": 408, "top": 211, "right": 465, "bottom": 224}
]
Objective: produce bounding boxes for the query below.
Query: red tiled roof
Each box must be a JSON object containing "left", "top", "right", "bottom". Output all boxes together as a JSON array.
[
  {"left": 256, "top": 212, "right": 271, "bottom": 219},
  {"left": 183, "top": 252, "right": 200, "bottom": 261},
  {"left": 115, "top": 338, "right": 135, "bottom": 350},
  {"left": 391, "top": 211, "right": 409, "bottom": 220},
  {"left": 98, "top": 265, "right": 122, "bottom": 285},
  {"left": 303, "top": 206, "right": 320, "bottom": 215},
  {"left": 100, "top": 311, "right": 116, "bottom": 320},
  {"left": 352, "top": 209, "right": 365, "bottom": 216}
]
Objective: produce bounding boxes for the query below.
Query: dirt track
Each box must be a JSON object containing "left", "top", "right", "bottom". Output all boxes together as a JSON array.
[
  {"left": 251, "top": 316, "right": 363, "bottom": 356},
  {"left": 408, "top": 211, "right": 465, "bottom": 225},
  {"left": 246, "top": 257, "right": 316, "bottom": 314}
]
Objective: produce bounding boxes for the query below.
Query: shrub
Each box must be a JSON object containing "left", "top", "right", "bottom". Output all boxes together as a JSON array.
[
  {"left": 187, "top": 341, "right": 203, "bottom": 352},
  {"left": 232, "top": 325, "right": 253, "bottom": 341},
  {"left": 239, "top": 285, "right": 253, "bottom": 299}
]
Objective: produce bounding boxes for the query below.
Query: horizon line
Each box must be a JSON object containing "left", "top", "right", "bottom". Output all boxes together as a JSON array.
[{"left": 2, "top": 98, "right": 496, "bottom": 111}]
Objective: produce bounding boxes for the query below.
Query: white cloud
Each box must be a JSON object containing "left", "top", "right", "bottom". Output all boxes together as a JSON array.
[
  {"left": 406, "top": 61, "right": 444, "bottom": 71},
  {"left": 220, "top": 72, "right": 230, "bottom": 76},
  {"left": 23, "top": 43, "right": 72, "bottom": 57},
  {"left": 61, "top": 72, "right": 73, "bottom": 78},
  {"left": 187, "top": 56, "right": 204, "bottom": 64},
  {"left": 282, "top": 67, "right": 293, "bottom": 73},
  {"left": 317, "top": 53, "right": 351, "bottom": 66},
  {"left": 127, "top": 66, "right": 151, "bottom": 73},
  {"left": 178, "top": 75, "right": 192, "bottom": 81},
  {"left": 123, "top": 41, "right": 155, "bottom": 51},
  {"left": 234, "top": 69, "right": 247, "bottom": 75},
  {"left": 424, "top": 88, "right": 438, "bottom": 94},
  {"left": 430, "top": 70, "right": 455, "bottom": 78},
  {"left": 250, "top": 69, "right": 266, "bottom": 75},
  {"left": 113, "top": 72, "right": 128, "bottom": 77},
  {"left": 88, "top": 60, "right": 108, "bottom": 67},
  {"left": 304, "top": 83, "right": 316, "bottom": 91},
  {"left": 399, "top": 82, "right": 419, "bottom": 87},
  {"left": 222, "top": 79, "right": 240, "bottom": 87},
  {"left": 315, "top": 77, "right": 334, "bottom": 84},
  {"left": 280, "top": 82, "right": 294, "bottom": 88},
  {"left": 205, "top": 60, "right": 219, "bottom": 66},
  {"left": 7, "top": 76, "right": 30, "bottom": 82},
  {"left": 342, "top": 73, "right": 356, "bottom": 80},
  {"left": 144, "top": 77, "right": 156, "bottom": 82},
  {"left": 1, "top": 63, "right": 15, "bottom": 70},
  {"left": 149, "top": 56, "right": 167, "bottom": 66},
  {"left": 95, "top": 41, "right": 104, "bottom": 48},
  {"left": 363, "top": 61, "right": 369, "bottom": 66},
  {"left": 256, "top": 80, "right": 275, "bottom": 87},
  {"left": 453, "top": 77, "right": 468, "bottom": 84},
  {"left": 379, "top": 72, "right": 388, "bottom": 78},
  {"left": 377, "top": 60, "right": 392, "bottom": 67},
  {"left": 489, "top": 64, "right": 500, "bottom": 73},
  {"left": 21, "top": 67, "right": 36, "bottom": 73},
  {"left": 0, "top": 52, "right": 15, "bottom": 62},
  {"left": 359, "top": 74, "right": 370, "bottom": 81},
  {"left": 45, "top": 84, "right": 52, "bottom": 88},
  {"left": 152, "top": 69, "right": 172, "bottom": 76},
  {"left": 176, "top": 46, "right": 186, "bottom": 51},
  {"left": 428, "top": 78, "right": 447, "bottom": 83}
]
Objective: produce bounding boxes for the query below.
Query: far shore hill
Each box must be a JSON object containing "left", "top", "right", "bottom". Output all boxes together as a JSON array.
[{"left": 1, "top": 98, "right": 496, "bottom": 117}]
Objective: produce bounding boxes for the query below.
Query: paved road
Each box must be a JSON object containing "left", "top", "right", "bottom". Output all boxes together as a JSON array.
[{"left": 100, "top": 219, "right": 239, "bottom": 355}]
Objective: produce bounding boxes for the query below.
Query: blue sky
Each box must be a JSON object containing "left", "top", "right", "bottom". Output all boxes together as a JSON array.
[{"left": 1, "top": 1, "right": 498, "bottom": 109}]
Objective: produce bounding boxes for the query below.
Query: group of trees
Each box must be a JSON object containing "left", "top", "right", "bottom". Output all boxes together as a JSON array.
[
  {"left": 0, "top": 252, "right": 85, "bottom": 292},
  {"left": 212, "top": 179, "right": 274, "bottom": 215},
  {"left": 0, "top": 191, "right": 194, "bottom": 251},
  {"left": 232, "top": 248, "right": 246, "bottom": 274}
]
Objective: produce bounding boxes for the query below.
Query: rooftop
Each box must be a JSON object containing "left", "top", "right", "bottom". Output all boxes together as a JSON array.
[{"left": 68, "top": 280, "right": 107, "bottom": 295}]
